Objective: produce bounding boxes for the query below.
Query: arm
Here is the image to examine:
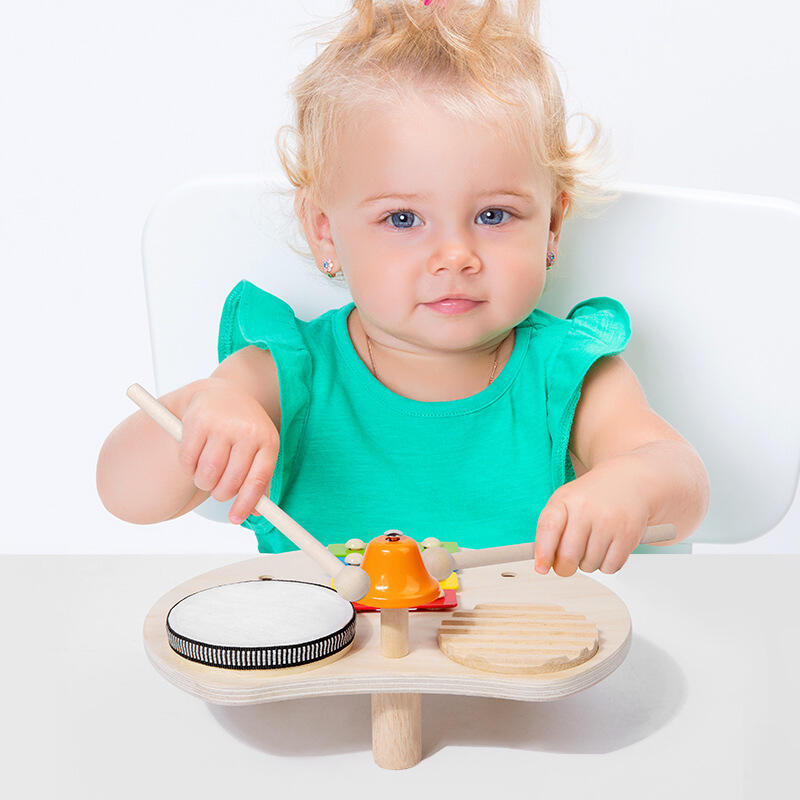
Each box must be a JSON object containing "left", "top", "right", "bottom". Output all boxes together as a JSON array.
[
  {"left": 96, "top": 345, "right": 280, "bottom": 525},
  {"left": 96, "top": 377, "right": 212, "bottom": 524},
  {"left": 534, "top": 356, "right": 710, "bottom": 575},
  {"left": 568, "top": 355, "right": 709, "bottom": 543},
  {"left": 610, "top": 439, "right": 710, "bottom": 545}
]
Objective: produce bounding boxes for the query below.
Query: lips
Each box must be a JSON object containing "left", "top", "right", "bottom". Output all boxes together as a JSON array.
[
  {"left": 424, "top": 298, "right": 483, "bottom": 315},
  {"left": 427, "top": 294, "right": 481, "bottom": 303}
]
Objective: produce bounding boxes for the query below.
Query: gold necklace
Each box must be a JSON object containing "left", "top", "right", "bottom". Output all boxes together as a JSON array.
[{"left": 364, "top": 328, "right": 510, "bottom": 386}]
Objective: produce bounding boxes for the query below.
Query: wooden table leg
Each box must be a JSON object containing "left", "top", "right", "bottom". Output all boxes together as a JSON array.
[
  {"left": 371, "top": 608, "right": 422, "bottom": 769},
  {"left": 371, "top": 692, "right": 422, "bottom": 769}
]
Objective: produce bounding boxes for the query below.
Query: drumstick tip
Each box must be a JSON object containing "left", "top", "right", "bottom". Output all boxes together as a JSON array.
[{"left": 334, "top": 565, "right": 371, "bottom": 602}]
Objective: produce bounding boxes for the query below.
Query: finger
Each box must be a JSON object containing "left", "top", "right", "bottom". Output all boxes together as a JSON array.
[
  {"left": 193, "top": 437, "right": 231, "bottom": 492},
  {"left": 600, "top": 536, "right": 633, "bottom": 574},
  {"left": 212, "top": 441, "right": 256, "bottom": 502},
  {"left": 177, "top": 428, "right": 207, "bottom": 478},
  {"left": 534, "top": 500, "right": 568, "bottom": 574},
  {"left": 553, "top": 514, "right": 592, "bottom": 578},
  {"left": 579, "top": 528, "right": 612, "bottom": 573},
  {"left": 229, "top": 448, "right": 277, "bottom": 523}
]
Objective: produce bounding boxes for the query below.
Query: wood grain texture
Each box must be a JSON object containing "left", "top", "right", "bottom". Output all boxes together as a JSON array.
[
  {"left": 371, "top": 693, "right": 421, "bottom": 769},
  {"left": 143, "top": 551, "right": 632, "bottom": 705},
  {"left": 438, "top": 603, "right": 599, "bottom": 674},
  {"left": 380, "top": 608, "right": 409, "bottom": 658}
]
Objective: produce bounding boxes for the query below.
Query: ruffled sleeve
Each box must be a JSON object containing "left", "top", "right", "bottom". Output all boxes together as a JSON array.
[
  {"left": 544, "top": 296, "right": 632, "bottom": 491},
  {"left": 217, "top": 279, "right": 312, "bottom": 553}
]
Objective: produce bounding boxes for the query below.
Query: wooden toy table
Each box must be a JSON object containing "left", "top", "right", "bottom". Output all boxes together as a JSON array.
[{"left": 143, "top": 550, "right": 632, "bottom": 769}]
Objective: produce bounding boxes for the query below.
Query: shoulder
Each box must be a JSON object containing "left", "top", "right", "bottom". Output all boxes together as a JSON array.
[
  {"left": 532, "top": 295, "right": 635, "bottom": 483},
  {"left": 218, "top": 280, "right": 303, "bottom": 360},
  {"left": 565, "top": 296, "right": 630, "bottom": 347},
  {"left": 524, "top": 296, "right": 630, "bottom": 344},
  {"left": 216, "top": 280, "right": 335, "bottom": 431}
]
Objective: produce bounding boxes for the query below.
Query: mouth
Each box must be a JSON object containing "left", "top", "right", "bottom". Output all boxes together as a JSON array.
[{"left": 423, "top": 297, "right": 484, "bottom": 315}]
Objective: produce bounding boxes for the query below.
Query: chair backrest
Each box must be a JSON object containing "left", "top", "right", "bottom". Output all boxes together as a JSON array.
[{"left": 141, "top": 174, "right": 800, "bottom": 546}]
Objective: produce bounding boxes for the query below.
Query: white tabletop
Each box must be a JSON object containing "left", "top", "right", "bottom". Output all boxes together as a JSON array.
[{"left": 5, "top": 553, "right": 798, "bottom": 798}]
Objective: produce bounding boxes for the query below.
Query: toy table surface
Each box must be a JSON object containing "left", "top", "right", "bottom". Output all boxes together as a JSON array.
[
  {"left": 143, "top": 551, "right": 631, "bottom": 704},
  {"left": 4, "top": 553, "right": 799, "bottom": 799}
]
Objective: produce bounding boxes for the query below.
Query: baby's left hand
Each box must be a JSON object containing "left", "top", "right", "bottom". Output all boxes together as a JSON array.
[{"left": 533, "top": 456, "right": 651, "bottom": 576}]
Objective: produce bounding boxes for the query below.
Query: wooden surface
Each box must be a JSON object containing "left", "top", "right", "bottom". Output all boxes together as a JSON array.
[
  {"left": 438, "top": 603, "right": 600, "bottom": 674},
  {"left": 143, "top": 551, "right": 632, "bottom": 704}
]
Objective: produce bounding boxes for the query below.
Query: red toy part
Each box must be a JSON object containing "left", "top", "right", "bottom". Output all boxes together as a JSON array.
[{"left": 352, "top": 588, "right": 457, "bottom": 613}]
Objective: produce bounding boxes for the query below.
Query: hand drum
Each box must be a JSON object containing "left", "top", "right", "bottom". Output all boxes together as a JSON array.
[{"left": 166, "top": 579, "right": 357, "bottom": 670}]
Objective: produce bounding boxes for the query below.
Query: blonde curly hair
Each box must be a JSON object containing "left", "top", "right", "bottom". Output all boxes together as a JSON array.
[{"left": 274, "top": 0, "right": 619, "bottom": 265}]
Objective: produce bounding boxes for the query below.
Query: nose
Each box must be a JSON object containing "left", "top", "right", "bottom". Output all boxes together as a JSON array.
[{"left": 428, "top": 249, "right": 482, "bottom": 276}]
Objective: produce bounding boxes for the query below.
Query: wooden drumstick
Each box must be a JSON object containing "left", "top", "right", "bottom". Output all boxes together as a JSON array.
[
  {"left": 421, "top": 524, "right": 678, "bottom": 580},
  {"left": 126, "top": 383, "right": 371, "bottom": 602}
]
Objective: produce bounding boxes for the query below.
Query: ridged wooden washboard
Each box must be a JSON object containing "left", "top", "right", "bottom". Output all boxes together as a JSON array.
[{"left": 438, "top": 603, "right": 599, "bottom": 674}]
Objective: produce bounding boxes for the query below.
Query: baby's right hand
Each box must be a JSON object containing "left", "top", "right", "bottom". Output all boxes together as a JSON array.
[{"left": 178, "top": 378, "right": 280, "bottom": 524}]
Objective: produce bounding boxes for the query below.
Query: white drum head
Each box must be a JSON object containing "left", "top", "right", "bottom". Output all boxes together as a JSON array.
[{"left": 166, "top": 579, "right": 357, "bottom": 670}]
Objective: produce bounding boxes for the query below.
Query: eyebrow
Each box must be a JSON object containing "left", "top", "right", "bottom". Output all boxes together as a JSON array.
[{"left": 359, "top": 189, "right": 535, "bottom": 206}]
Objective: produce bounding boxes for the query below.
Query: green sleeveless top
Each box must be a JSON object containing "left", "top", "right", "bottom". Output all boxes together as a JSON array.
[{"left": 218, "top": 279, "right": 632, "bottom": 555}]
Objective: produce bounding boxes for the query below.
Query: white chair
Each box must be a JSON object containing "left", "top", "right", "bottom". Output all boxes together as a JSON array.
[{"left": 140, "top": 174, "right": 800, "bottom": 553}]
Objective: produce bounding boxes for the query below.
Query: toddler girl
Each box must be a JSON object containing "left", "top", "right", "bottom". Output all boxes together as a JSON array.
[{"left": 97, "top": 0, "right": 709, "bottom": 577}]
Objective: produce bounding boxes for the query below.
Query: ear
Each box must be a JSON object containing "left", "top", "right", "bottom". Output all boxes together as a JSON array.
[
  {"left": 550, "top": 192, "right": 569, "bottom": 242},
  {"left": 549, "top": 191, "right": 569, "bottom": 251},
  {"left": 294, "top": 190, "right": 339, "bottom": 266}
]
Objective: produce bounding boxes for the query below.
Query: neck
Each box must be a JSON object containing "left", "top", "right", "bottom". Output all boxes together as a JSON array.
[{"left": 348, "top": 309, "right": 515, "bottom": 402}]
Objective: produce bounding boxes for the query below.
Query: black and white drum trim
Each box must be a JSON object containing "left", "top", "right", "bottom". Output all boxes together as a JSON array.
[{"left": 165, "top": 579, "right": 357, "bottom": 670}]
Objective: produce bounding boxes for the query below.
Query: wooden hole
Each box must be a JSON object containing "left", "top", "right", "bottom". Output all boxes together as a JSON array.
[
  {"left": 258, "top": 575, "right": 273, "bottom": 581},
  {"left": 500, "top": 571, "right": 517, "bottom": 578}
]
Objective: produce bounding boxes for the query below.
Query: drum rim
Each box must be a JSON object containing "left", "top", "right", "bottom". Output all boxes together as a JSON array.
[{"left": 165, "top": 578, "right": 357, "bottom": 657}]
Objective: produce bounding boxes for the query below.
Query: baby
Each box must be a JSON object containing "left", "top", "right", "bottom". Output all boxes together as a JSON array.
[{"left": 96, "top": 0, "right": 709, "bottom": 577}]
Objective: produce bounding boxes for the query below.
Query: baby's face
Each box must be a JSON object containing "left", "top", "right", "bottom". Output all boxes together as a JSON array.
[{"left": 315, "top": 91, "right": 563, "bottom": 353}]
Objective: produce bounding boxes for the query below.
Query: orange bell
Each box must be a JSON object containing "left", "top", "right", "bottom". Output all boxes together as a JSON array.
[{"left": 359, "top": 530, "right": 442, "bottom": 609}]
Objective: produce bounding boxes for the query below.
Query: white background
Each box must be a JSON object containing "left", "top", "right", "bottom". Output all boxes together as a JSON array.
[{"left": 2, "top": 0, "right": 798, "bottom": 554}]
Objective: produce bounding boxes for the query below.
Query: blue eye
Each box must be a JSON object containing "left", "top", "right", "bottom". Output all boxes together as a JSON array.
[
  {"left": 381, "top": 207, "right": 512, "bottom": 229},
  {"left": 386, "top": 211, "right": 420, "bottom": 229},
  {"left": 477, "top": 208, "right": 510, "bottom": 225}
]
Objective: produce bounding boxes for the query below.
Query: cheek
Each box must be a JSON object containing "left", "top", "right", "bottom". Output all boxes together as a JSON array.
[
  {"left": 493, "top": 257, "right": 545, "bottom": 297},
  {"left": 343, "top": 223, "right": 399, "bottom": 271},
  {"left": 488, "top": 271, "right": 545, "bottom": 322},
  {"left": 345, "top": 258, "right": 411, "bottom": 321}
]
